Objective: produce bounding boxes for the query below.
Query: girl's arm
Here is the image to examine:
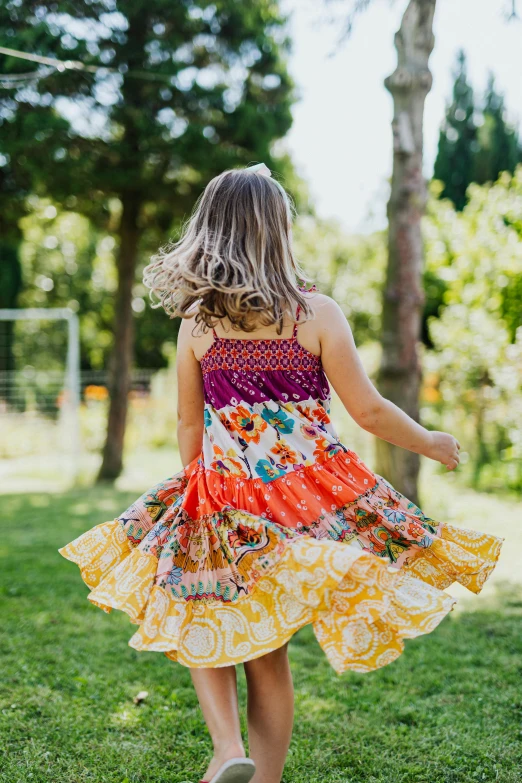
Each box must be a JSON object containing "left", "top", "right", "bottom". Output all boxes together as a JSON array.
[
  {"left": 176, "top": 317, "right": 205, "bottom": 468},
  {"left": 316, "top": 297, "right": 460, "bottom": 471}
]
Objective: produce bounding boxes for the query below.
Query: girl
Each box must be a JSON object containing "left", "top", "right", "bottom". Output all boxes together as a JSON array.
[{"left": 60, "top": 164, "right": 503, "bottom": 783}]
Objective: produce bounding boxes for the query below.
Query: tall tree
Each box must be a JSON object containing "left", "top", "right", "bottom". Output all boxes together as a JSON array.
[
  {"left": 433, "top": 50, "right": 477, "bottom": 211},
  {"left": 434, "top": 58, "right": 521, "bottom": 209},
  {"left": 473, "top": 73, "right": 521, "bottom": 185},
  {"left": 374, "top": 0, "right": 436, "bottom": 505},
  {"left": 12, "top": 0, "right": 294, "bottom": 480},
  {"left": 334, "top": 1, "right": 518, "bottom": 502}
]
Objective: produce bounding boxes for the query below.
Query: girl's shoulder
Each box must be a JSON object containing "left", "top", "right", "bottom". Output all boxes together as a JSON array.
[{"left": 299, "top": 290, "right": 340, "bottom": 317}]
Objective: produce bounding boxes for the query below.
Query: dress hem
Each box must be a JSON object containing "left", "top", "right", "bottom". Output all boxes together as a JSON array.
[{"left": 58, "top": 515, "right": 503, "bottom": 673}]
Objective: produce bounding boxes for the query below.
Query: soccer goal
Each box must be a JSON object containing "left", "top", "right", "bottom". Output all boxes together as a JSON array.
[{"left": 0, "top": 308, "right": 81, "bottom": 489}]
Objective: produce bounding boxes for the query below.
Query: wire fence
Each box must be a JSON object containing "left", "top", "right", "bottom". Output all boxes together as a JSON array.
[
  {"left": 0, "top": 367, "right": 167, "bottom": 492},
  {"left": 0, "top": 308, "right": 175, "bottom": 491}
]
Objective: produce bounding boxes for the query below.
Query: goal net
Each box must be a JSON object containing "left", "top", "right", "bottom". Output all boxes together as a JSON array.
[{"left": 0, "top": 308, "right": 80, "bottom": 491}]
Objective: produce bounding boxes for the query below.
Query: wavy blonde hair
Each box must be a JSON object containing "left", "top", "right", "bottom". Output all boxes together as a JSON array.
[{"left": 143, "top": 166, "right": 313, "bottom": 333}]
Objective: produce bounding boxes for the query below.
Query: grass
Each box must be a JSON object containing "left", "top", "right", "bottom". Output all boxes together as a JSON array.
[{"left": 1, "top": 482, "right": 521, "bottom": 783}]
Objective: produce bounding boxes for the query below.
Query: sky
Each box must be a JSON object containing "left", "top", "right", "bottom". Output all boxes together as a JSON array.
[{"left": 282, "top": 0, "right": 522, "bottom": 232}]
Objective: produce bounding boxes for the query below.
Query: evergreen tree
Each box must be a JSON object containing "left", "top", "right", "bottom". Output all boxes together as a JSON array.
[
  {"left": 4, "top": 0, "right": 294, "bottom": 480},
  {"left": 433, "top": 50, "right": 477, "bottom": 211},
  {"left": 434, "top": 55, "right": 521, "bottom": 210},
  {"left": 473, "top": 74, "right": 521, "bottom": 185}
]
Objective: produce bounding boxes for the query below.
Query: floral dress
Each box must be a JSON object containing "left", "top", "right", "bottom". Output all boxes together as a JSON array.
[{"left": 60, "top": 300, "right": 503, "bottom": 673}]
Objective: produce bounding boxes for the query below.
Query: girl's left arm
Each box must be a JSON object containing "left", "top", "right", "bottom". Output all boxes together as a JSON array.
[{"left": 176, "top": 317, "right": 205, "bottom": 468}]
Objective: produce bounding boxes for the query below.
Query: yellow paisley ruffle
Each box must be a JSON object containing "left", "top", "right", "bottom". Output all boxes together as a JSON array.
[
  {"left": 402, "top": 523, "right": 503, "bottom": 594},
  {"left": 59, "top": 519, "right": 466, "bottom": 673}
]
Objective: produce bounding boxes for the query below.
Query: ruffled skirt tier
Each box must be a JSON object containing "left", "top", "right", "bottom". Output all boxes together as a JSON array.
[{"left": 59, "top": 452, "right": 503, "bottom": 673}]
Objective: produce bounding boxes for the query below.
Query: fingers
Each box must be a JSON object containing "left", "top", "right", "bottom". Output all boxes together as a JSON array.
[
  {"left": 446, "top": 437, "right": 461, "bottom": 469},
  {"left": 446, "top": 452, "right": 460, "bottom": 470}
]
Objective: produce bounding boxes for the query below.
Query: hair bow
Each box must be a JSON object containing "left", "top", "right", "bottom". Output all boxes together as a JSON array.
[{"left": 247, "top": 162, "right": 272, "bottom": 177}]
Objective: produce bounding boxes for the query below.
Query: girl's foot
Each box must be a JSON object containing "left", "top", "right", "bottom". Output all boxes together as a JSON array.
[
  {"left": 200, "top": 756, "right": 256, "bottom": 783},
  {"left": 201, "top": 743, "right": 248, "bottom": 782}
]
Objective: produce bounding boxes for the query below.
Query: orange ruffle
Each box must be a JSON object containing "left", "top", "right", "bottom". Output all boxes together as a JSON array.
[{"left": 182, "top": 449, "right": 377, "bottom": 524}]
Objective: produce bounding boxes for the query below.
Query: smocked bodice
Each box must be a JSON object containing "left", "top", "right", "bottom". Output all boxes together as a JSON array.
[{"left": 200, "top": 334, "right": 330, "bottom": 409}]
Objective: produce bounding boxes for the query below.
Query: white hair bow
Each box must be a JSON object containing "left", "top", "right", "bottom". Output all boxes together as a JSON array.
[{"left": 247, "top": 162, "right": 272, "bottom": 178}]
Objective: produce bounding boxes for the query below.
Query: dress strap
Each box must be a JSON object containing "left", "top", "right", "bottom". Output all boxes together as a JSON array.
[
  {"left": 292, "top": 303, "right": 301, "bottom": 339},
  {"left": 293, "top": 281, "right": 317, "bottom": 338}
]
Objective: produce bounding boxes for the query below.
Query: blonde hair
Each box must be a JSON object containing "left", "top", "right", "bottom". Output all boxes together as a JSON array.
[{"left": 143, "top": 166, "right": 313, "bottom": 333}]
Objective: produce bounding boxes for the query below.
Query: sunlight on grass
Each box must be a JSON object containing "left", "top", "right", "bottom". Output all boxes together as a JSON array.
[
  {"left": 28, "top": 495, "right": 51, "bottom": 508},
  {"left": 110, "top": 706, "right": 141, "bottom": 727},
  {"left": 69, "top": 502, "right": 92, "bottom": 516}
]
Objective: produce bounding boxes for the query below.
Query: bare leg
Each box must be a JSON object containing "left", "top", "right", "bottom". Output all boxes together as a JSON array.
[
  {"left": 243, "top": 643, "right": 294, "bottom": 783},
  {"left": 190, "top": 666, "right": 246, "bottom": 781}
]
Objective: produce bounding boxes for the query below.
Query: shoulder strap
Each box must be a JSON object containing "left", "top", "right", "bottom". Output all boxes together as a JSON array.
[
  {"left": 293, "top": 281, "right": 318, "bottom": 339},
  {"left": 292, "top": 303, "right": 301, "bottom": 339}
]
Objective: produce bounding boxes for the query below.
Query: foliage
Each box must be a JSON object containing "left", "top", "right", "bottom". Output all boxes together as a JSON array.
[
  {"left": 433, "top": 51, "right": 480, "bottom": 211},
  {"left": 16, "top": 198, "right": 178, "bottom": 371},
  {"left": 423, "top": 168, "right": 522, "bottom": 492},
  {"left": 0, "top": 480, "right": 520, "bottom": 782},
  {"left": 473, "top": 74, "right": 521, "bottom": 186},
  {"left": 4, "top": 0, "right": 295, "bottom": 220},
  {"left": 18, "top": 200, "right": 112, "bottom": 370},
  {"left": 434, "top": 51, "right": 521, "bottom": 211},
  {"left": 294, "top": 215, "right": 386, "bottom": 345}
]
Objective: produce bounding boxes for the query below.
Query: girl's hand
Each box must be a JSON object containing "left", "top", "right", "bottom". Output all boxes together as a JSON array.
[{"left": 425, "top": 431, "right": 461, "bottom": 470}]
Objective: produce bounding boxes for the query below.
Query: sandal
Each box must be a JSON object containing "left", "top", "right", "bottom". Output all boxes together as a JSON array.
[{"left": 200, "top": 757, "right": 256, "bottom": 783}]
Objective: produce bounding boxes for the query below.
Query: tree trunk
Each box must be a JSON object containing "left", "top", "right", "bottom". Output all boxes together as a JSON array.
[
  {"left": 375, "top": 0, "right": 436, "bottom": 506},
  {"left": 97, "top": 197, "right": 141, "bottom": 481}
]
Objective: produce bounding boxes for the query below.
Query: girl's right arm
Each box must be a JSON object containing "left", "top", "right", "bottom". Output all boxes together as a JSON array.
[{"left": 315, "top": 296, "right": 460, "bottom": 471}]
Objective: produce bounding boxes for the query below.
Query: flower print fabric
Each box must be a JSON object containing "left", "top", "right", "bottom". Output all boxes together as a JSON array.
[{"left": 60, "top": 290, "right": 503, "bottom": 673}]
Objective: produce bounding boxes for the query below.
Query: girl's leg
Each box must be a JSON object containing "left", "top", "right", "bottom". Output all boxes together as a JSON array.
[
  {"left": 190, "top": 666, "right": 246, "bottom": 781},
  {"left": 243, "top": 643, "right": 294, "bottom": 783}
]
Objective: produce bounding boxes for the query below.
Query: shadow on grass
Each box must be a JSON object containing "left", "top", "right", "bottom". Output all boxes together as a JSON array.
[{"left": 0, "top": 489, "right": 521, "bottom": 783}]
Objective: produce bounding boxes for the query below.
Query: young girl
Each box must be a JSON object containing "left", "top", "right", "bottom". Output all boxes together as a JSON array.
[{"left": 60, "top": 164, "right": 503, "bottom": 783}]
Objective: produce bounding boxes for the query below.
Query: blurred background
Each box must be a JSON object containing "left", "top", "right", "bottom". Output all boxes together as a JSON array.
[
  {"left": 2, "top": 3, "right": 522, "bottom": 782},
  {"left": 0, "top": 0, "right": 521, "bottom": 546}
]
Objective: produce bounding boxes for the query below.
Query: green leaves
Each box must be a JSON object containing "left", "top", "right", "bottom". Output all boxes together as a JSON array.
[{"left": 423, "top": 168, "right": 522, "bottom": 491}]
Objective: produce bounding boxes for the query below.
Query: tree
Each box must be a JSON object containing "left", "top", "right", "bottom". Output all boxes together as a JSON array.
[
  {"left": 334, "top": 1, "right": 518, "bottom": 503},
  {"left": 434, "top": 58, "right": 521, "bottom": 211},
  {"left": 473, "top": 74, "right": 521, "bottom": 186},
  {"left": 326, "top": 0, "right": 436, "bottom": 503},
  {"left": 10, "top": 0, "right": 294, "bottom": 480},
  {"left": 433, "top": 50, "right": 477, "bottom": 211},
  {"left": 372, "top": 0, "right": 436, "bottom": 505}
]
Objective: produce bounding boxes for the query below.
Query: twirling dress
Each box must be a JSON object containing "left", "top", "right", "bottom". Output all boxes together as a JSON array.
[{"left": 59, "top": 306, "right": 503, "bottom": 673}]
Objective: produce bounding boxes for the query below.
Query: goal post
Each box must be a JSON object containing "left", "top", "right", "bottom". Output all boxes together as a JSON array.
[{"left": 0, "top": 307, "right": 81, "bottom": 483}]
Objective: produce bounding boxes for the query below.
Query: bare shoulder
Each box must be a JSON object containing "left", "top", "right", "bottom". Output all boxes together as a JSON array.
[
  {"left": 302, "top": 293, "right": 347, "bottom": 329},
  {"left": 293, "top": 293, "right": 338, "bottom": 356},
  {"left": 178, "top": 312, "right": 197, "bottom": 341},
  {"left": 179, "top": 308, "right": 214, "bottom": 360}
]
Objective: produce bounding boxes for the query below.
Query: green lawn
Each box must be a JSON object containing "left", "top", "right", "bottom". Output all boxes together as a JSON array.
[{"left": 1, "top": 483, "right": 521, "bottom": 783}]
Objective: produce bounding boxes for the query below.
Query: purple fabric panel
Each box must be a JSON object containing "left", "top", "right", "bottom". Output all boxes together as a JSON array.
[{"left": 203, "top": 368, "right": 330, "bottom": 409}]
